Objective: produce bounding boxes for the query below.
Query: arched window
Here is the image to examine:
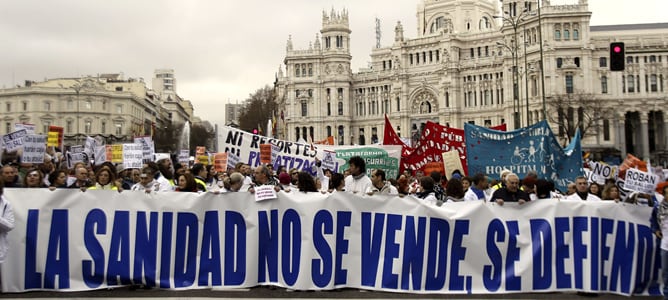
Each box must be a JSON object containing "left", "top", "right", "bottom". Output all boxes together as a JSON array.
[
  {"left": 601, "top": 76, "right": 608, "bottom": 94},
  {"left": 430, "top": 16, "right": 445, "bottom": 33},
  {"left": 295, "top": 65, "right": 300, "bottom": 77},
  {"left": 564, "top": 30, "right": 570, "bottom": 40},
  {"left": 573, "top": 29, "right": 579, "bottom": 40},
  {"left": 555, "top": 30, "right": 561, "bottom": 40}
]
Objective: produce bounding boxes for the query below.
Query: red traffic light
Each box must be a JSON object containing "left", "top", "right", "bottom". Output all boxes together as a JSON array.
[
  {"left": 612, "top": 45, "right": 622, "bottom": 53},
  {"left": 609, "top": 42, "right": 625, "bottom": 71},
  {"left": 252, "top": 128, "right": 258, "bottom": 134}
]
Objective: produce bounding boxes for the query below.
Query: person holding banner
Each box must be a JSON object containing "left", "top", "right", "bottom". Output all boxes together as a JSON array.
[
  {"left": 22, "top": 169, "right": 46, "bottom": 188},
  {"left": 67, "top": 166, "right": 92, "bottom": 190},
  {"left": 175, "top": 173, "right": 199, "bottom": 193},
  {"left": 191, "top": 163, "right": 208, "bottom": 192},
  {"left": 413, "top": 176, "right": 438, "bottom": 205},
  {"left": 651, "top": 185, "right": 668, "bottom": 300},
  {"left": 248, "top": 165, "right": 282, "bottom": 193},
  {"left": 464, "top": 173, "right": 490, "bottom": 202},
  {"left": 131, "top": 167, "right": 161, "bottom": 193},
  {"left": 490, "top": 173, "right": 530, "bottom": 206},
  {"left": 47, "top": 170, "right": 68, "bottom": 190},
  {"left": 0, "top": 181, "right": 14, "bottom": 287},
  {"left": 565, "top": 176, "right": 601, "bottom": 202},
  {"left": 0, "top": 165, "right": 20, "bottom": 188},
  {"left": 366, "top": 169, "right": 398, "bottom": 195},
  {"left": 344, "top": 156, "right": 372, "bottom": 194},
  {"left": 87, "top": 167, "right": 119, "bottom": 191},
  {"left": 222, "top": 172, "right": 244, "bottom": 192}
]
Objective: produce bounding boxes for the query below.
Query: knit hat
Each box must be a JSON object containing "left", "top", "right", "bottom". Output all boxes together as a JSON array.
[{"left": 278, "top": 172, "right": 291, "bottom": 185}]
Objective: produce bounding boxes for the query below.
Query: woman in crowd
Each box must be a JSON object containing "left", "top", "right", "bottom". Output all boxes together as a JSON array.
[
  {"left": 22, "top": 169, "right": 46, "bottom": 188},
  {"left": 601, "top": 184, "right": 621, "bottom": 202},
  {"left": 297, "top": 171, "right": 318, "bottom": 193},
  {"left": 47, "top": 170, "right": 68, "bottom": 190},
  {"left": 589, "top": 183, "right": 602, "bottom": 198},
  {"left": 175, "top": 173, "right": 198, "bottom": 192},
  {"left": 88, "top": 167, "right": 118, "bottom": 190},
  {"left": 444, "top": 177, "right": 466, "bottom": 203},
  {"left": 461, "top": 176, "right": 472, "bottom": 193},
  {"left": 328, "top": 173, "right": 345, "bottom": 192}
]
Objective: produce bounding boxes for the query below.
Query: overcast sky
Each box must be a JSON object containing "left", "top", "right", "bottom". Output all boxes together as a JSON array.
[{"left": 0, "top": 0, "right": 666, "bottom": 128}]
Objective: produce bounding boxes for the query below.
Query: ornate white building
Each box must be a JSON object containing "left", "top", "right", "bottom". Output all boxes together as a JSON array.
[
  {"left": 0, "top": 71, "right": 195, "bottom": 147},
  {"left": 275, "top": 0, "right": 668, "bottom": 164}
]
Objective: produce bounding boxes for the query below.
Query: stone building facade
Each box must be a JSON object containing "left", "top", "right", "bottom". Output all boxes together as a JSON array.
[
  {"left": 0, "top": 71, "right": 194, "bottom": 147},
  {"left": 275, "top": 0, "right": 668, "bottom": 164}
]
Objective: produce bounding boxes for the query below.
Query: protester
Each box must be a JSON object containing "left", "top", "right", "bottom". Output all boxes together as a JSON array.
[
  {"left": 1, "top": 165, "right": 20, "bottom": 188},
  {"left": 566, "top": 182, "right": 577, "bottom": 196},
  {"left": 651, "top": 185, "right": 668, "bottom": 300},
  {"left": 414, "top": 176, "right": 438, "bottom": 205},
  {"left": 601, "top": 184, "right": 621, "bottom": 202},
  {"left": 0, "top": 181, "right": 15, "bottom": 286},
  {"left": 565, "top": 176, "right": 601, "bottom": 201},
  {"left": 297, "top": 171, "right": 318, "bottom": 193},
  {"left": 131, "top": 167, "right": 160, "bottom": 192},
  {"left": 47, "top": 170, "right": 68, "bottom": 190},
  {"left": 191, "top": 163, "right": 208, "bottom": 192},
  {"left": 68, "top": 166, "right": 92, "bottom": 189},
  {"left": 460, "top": 176, "right": 471, "bottom": 193},
  {"left": 328, "top": 173, "right": 345, "bottom": 193},
  {"left": 248, "top": 164, "right": 281, "bottom": 193},
  {"left": 222, "top": 172, "right": 244, "bottom": 192},
  {"left": 175, "top": 173, "right": 199, "bottom": 192},
  {"left": 464, "top": 173, "right": 489, "bottom": 202},
  {"left": 366, "top": 169, "right": 398, "bottom": 195},
  {"left": 88, "top": 167, "right": 119, "bottom": 191},
  {"left": 443, "top": 178, "right": 466, "bottom": 203},
  {"left": 490, "top": 173, "right": 530, "bottom": 206},
  {"left": 344, "top": 156, "right": 372, "bottom": 194},
  {"left": 22, "top": 169, "right": 46, "bottom": 188},
  {"left": 534, "top": 179, "right": 553, "bottom": 199},
  {"left": 491, "top": 169, "right": 512, "bottom": 190},
  {"left": 589, "top": 183, "right": 602, "bottom": 198}
]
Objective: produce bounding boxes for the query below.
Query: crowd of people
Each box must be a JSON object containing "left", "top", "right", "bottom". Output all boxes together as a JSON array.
[{"left": 1, "top": 152, "right": 668, "bottom": 294}]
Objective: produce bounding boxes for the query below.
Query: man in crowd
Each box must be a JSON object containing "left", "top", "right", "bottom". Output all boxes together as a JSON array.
[
  {"left": 67, "top": 166, "right": 91, "bottom": 189},
  {"left": 490, "top": 173, "right": 530, "bottom": 206},
  {"left": 464, "top": 173, "right": 489, "bottom": 201},
  {"left": 366, "top": 169, "right": 398, "bottom": 195},
  {"left": 565, "top": 176, "right": 601, "bottom": 201},
  {"left": 249, "top": 164, "right": 281, "bottom": 193},
  {"left": 344, "top": 156, "right": 371, "bottom": 194},
  {"left": 0, "top": 165, "right": 20, "bottom": 188}
]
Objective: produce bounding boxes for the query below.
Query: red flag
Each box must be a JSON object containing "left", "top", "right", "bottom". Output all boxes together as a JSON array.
[{"left": 383, "top": 115, "right": 413, "bottom": 157}]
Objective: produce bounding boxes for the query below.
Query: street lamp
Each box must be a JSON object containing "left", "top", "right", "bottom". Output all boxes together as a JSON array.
[
  {"left": 537, "top": 0, "right": 547, "bottom": 120},
  {"left": 496, "top": 40, "right": 521, "bottom": 129},
  {"left": 494, "top": 8, "right": 532, "bottom": 129}
]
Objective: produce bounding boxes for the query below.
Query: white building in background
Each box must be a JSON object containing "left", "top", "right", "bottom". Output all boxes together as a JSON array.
[
  {"left": 275, "top": 0, "right": 668, "bottom": 164},
  {"left": 0, "top": 71, "right": 195, "bottom": 147}
]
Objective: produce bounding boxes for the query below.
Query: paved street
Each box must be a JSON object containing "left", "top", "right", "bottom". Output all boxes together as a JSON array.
[{"left": 0, "top": 286, "right": 663, "bottom": 299}]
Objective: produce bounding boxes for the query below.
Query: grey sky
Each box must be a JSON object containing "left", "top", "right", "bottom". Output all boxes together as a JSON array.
[{"left": 0, "top": 0, "right": 666, "bottom": 129}]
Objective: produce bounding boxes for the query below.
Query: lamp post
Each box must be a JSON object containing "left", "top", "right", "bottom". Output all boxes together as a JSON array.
[
  {"left": 523, "top": 28, "right": 530, "bottom": 126},
  {"left": 69, "top": 78, "right": 95, "bottom": 146},
  {"left": 494, "top": 8, "right": 531, "bottom": 129},
  {"left": 537, "top": 0, "right": 547, "bottom": 120},
  {"left": 496, "top": 40, "right": 521, "bottom": 129}
]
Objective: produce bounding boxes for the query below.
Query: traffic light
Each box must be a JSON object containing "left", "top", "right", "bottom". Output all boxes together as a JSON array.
[
  {"left": 252, "top": 128, "right": 258, "bottom": 134},
  {"left": 610, "top": 42, "right": 625, "bottom": 71}
]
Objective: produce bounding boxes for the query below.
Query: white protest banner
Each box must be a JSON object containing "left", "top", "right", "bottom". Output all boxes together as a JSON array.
[
  {"left": 1, "top": 129, "right": 28, "bottom": 153},
  {"left": 14, "top": 123, "right": 35, "bottom": 135},
  {"left": 2, "top": 189, "right": 657, "bottom": 296},
  {"left": 227, "top": 151, "right": 240, "bottom": 168},
  {"left": 84, "top": 136, "right": 97, "bottom": 157},
  {"left": 589, "top": 161, "right": 616, "bottom": 185},
  {"left": 178, "top": 149, "right": 189, "bottom": 165},
  {"left": 122, "top": 143, "right": 143, "bottom": 169},
  {"left": 219, "top": 126, "right": 401, "bottom": 177},
  {"left": 253, "top": 185, "right": 277, "bottom": 201},
  {"left": 66, "top": 145, "right": 88, "bottom": 169},
  {"left": 321, "top": 150, "right": 337, "bottom": 171},
  {"left": 442, "top": 150, "right": 465, "bottom": 175},
  {"left": 94, "top": 146, "right": 107, "bottom": 165},
  {"left": 22, "top": 135, "right": 47, "bottom": 164},
  {"left": 271, "top": 143, "right": 280, "bottom": 165},
  {"left": 134, "top": 136, "right": 155, "bottom": 162},
  {"left": 624, "top": 168, "right": 659, "bottom": 194}
]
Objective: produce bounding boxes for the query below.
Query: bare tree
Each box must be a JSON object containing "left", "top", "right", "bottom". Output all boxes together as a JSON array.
[
  {"left": 546, "top": 92, "right": 614, "bottom": 143},
  {"left": 238, "top": 85, "right": 278, "bottom": 135}
]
